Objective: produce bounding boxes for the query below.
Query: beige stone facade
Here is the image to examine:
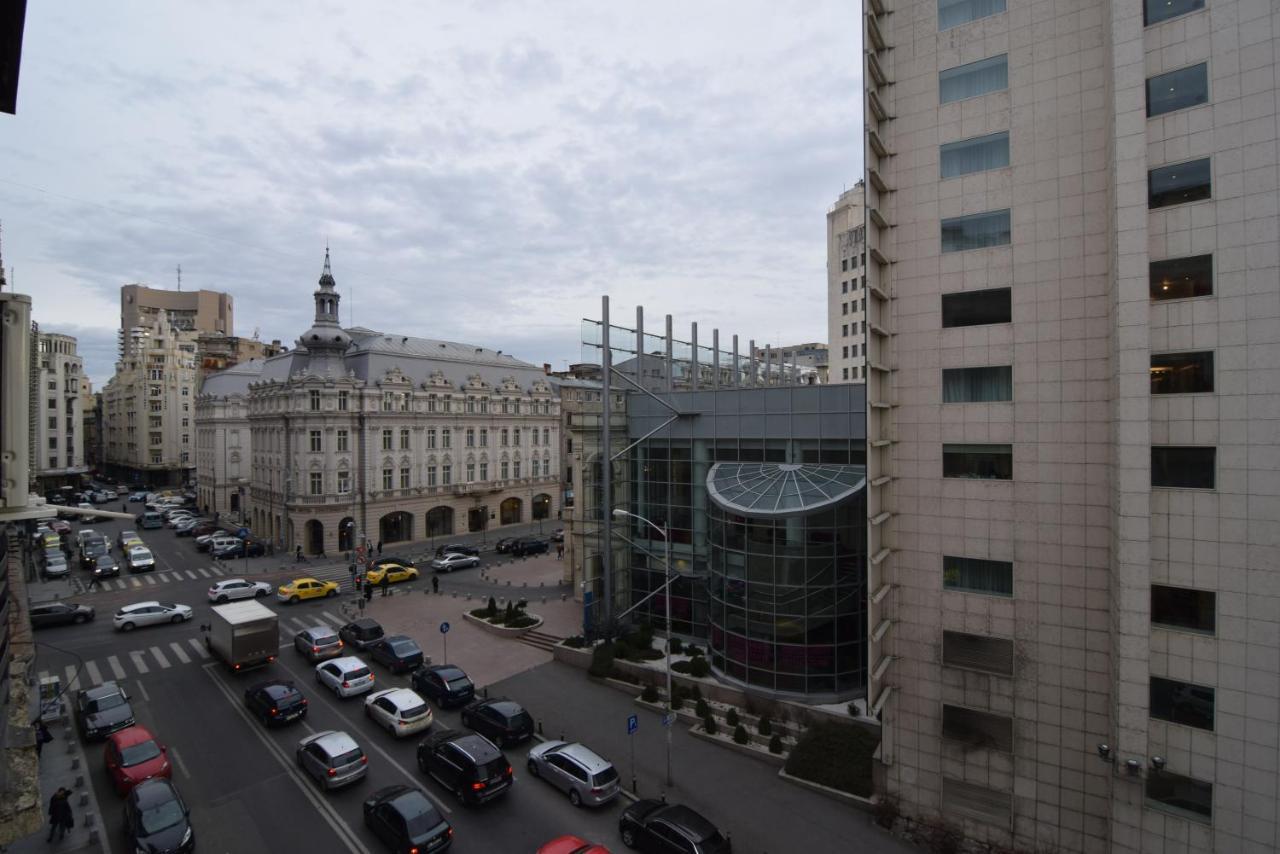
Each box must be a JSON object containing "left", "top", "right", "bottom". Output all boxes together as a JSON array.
[
  {"left": 863, "top": 0, "right": 1279, "bottom": 852},
  {"left": 33, "top": 332, "right": 87, "bottom": 488},
  {"left": 119, "top": 284, "right": 233, "bottom": 356},
  {"left": 827, "top": 183, "right": 867, "bottom": 384}
]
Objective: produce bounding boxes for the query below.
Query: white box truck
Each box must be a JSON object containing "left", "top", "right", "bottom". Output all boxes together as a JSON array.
[{"left": 208, "top": 600, "right": 278, "bottom": 671}]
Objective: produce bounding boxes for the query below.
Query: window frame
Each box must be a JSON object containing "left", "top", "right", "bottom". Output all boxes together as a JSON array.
[
  {"left": 940, "top": 131, "right": 1011, "bottom": 179},
  {"left": 1148, "top": 158, "right": 1212, "bottom": 209},
  {"left": 1150, "top": 351, "right": 1214, "bottom": 395},
  {"left": 939, "top": 54, "right": 1009, "bottom": 104},
  {"left": 938, "top": 0, "right": 1006, "bottom": 30},
  {"left": 1149, "top": 675, "right": 1215, "bottom": 731},
  {"left": 943, "top": 555, "right": 1013, "bottom": 597},
  {"left": 1144, "top": 0, "right": 1204, "bottom": 26},
  {"left": 1150, "top": 584, "right": 1215, "bottom": 635},
  {"left": 1150, "top": 254, "right": 1213, "bottom": 301},
  {"left": 940, "top": 209, "right": 1012, "bottom": 253},
  {"left": 942, "top": 365, "right": 1013, "bottom": 403},
  {"left": 1145, "top": 770, "right": 1212, "bottom": 824},
  {"left": 942, "top": 443, "right": 1013, "bottom": 480}
]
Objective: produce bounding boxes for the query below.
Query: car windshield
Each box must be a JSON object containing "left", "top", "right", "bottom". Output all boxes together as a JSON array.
[
  {"left": 403, "top": 702, "right": 430, "bottom": 719},
  {"left": 477, "top": 757, "right": 508, "bottom": 779},
  {"left": 158, "top": 603, "right": 178, "bottom": 610},
  {"left": 348, "top": 667, "right": 371, "bottom": 679},
  {"left": 593, "top": 766, "right": 619, "bottom": 786},
  {"left": 138, "top": 798, "right": 184, "bottom": 834},
  {"left": 120, "top": 740, "right": 162, "bottom": 767},
  {"left": 390, "top": 640, "right": 418, "bottom": 654},
  {"left": 403, "top": 798, "right": 441, "bottom": 835},
  {"left": 313, "top": 633, "right": 338, "bottom": 645},
  {"left": 332, "top": 748, "right": 363, "bottom": 766},
  {"left": 446, "top": 677, "right": 472, "bottom": 691},
  {"left": 90, "top": 694, "right": 125, "bottom": 712},
  {"left": 96, "top": 556, "right": 114, "bottom": 566}
]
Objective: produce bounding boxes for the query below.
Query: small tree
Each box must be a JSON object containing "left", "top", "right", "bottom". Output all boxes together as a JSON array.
[
  {"left": 641, "top": 684, "right": 659, "bottom": 703},
  {"left": 733, "top": 724, "right": 749, "bottom": 745},
  {"left": 689, "top": 683, "right": 702, "bottom": 702},
  {"left": 688, "top": 656, "right": 710, "bottom": 678},
  {"left": 695, "top": 698, "right": 709, "bottom": 718},
  {"left": 758, "top": 716, "right": 773, "bottom": 736},
  {"left": 668, "top": 636, "right": 683, "bottom": 655},
  {"left": 726, "top": 708, "right": 740, "bottom": 728},
  {"left": 588, "top": 642, "right": 616, "bottom": 678},
  {"left": 769, "top": 733, "right": 783, "bottom": 754},
  {"left": 703, "top": 713, "right": 717, "bottom": 735},
  {"left": 486, "top": 596, "right": 497, "bottom": 618},
  {"left": 670, "top": 685, "right": 685, "bottom": 710},
  {"left": 504, "top": 601, "right": 516, "bottom": 622}
]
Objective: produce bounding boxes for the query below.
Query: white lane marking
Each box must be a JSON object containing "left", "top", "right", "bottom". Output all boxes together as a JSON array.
[
  {"left": 210, "top": 565, "right": 225, "bottom": 576},
  {"left": 144, "top": 576, "right": 157, "bottom": 586},
  {"left": 156, "top": 572, "right": 170, "bottom": 583},
  {"left": 168, "top": 745, "right": 191, "bottom": 779},
  {"left": 134, "top": 679, "right": 151, "bottom": 702},
  {"left": 129, "top": 650, "right": 150, "bottom": 674},
  {"left": 196, "top": 568, "right": 211, "bottom": 578},
  {"left": 84, "top": 660, "right": 103, "bottom": 686},
  {"left": 288, "top": 617, "right": 312, "bottom": 631},
  {"left": 149, "top": 646, "right": 171, "bottom": 669},
  {"left": 64, "top": 665, "right": 79, "bottom": 690},
  {"left": 187, "top": 638, "right": 210, "bottom": 659},
  {"left": 131, "top": 578, "right": 142, "bottom": 588},
  {"left": 320, "top": 611, "right": 346, "bottom": 626},
  {"left": 185, "top": 570, "right": 198, "bottom": 580},
  {"left": 168, "top": 642, "right": 191, "bottom": 665},
  {"left": 107, "top": 656, "right": 127, "bottom": 680},
  {"left": 200, "top": 663, "right": 371, "bottom": 853}
]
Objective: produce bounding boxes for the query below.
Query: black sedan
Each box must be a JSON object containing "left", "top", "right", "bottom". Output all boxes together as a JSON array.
[
  {"left": 29, "top": 602, "right": 95, "bottom": 628},
  {"left": 212, "top": 540, "right": 266, "bottom": 560},
  {"left": 460, "top": 698, "right": 535, "bottom": 747},
  {"left": 363, "top": 784, "right": 453, "bottom": 852},
  {"left": 619, "top": 800, "right": 732, "bottom": 854},
  {"left": 435, "top": 543, "right": 479, "bottom": 557},
  {"left": 494, "top": 537, "right": 517, "bottom": 554},
  {"left": 411, "top": 665, "right": 475, "bottom": 709},
  {"left": 93, "top": 554, "right": 121, "bottom": 579},
  {"left": 124, "top": 778, "right": 194, "bottom": 854},
  {"left": 510, "top": 538, "right": 549, "bottom": 557},
  {"left": 368, "top": 635, "right": 425, "bottom": 674},
  {"left": 76, "top": 682, "right": 135, "bottom": 740},
  {"left": 79, "top": 538, "right": 109, "bottom": 570},
  {"left": 243, "top": 680, "right": 308, "bottom": 726}
]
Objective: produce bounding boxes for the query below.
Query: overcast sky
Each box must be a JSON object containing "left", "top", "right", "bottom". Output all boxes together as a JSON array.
[{"left": 2, "top": 1, "right": 862, "bottom": 389}]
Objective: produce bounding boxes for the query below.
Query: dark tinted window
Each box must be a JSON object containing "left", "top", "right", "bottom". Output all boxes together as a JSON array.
[
  {"left": 1151, "top": 446, "right": 1215, "bottom": 489},
  {"left": 942, "top": 284, "right": 1008, "bottom": 327},
  {"left": 120, "top": 740, "right": 162, "bottom": 767},
  {"left": 1147, "top": 64, "right": 1209, "bottom": 117},
  {"left": 942, "top": 704, "right": 1014, "bottom": 751},
  {"left": 941, "top": 209, "right": 1011, "bottom": 252},
  {"left": 1151, "top": 585, "right": 1215, "bottom": 633},
  {"left": 940, "top": 132, "right": 1010, "bottom": 178},
  {"left": 1150, "top": 254, "right": 1212, "bottom": 300},
  {"left": 938, "top": 0, "right": 1006, "bottom": 30},
  {"left": 943, "top": 444, "right": 1012, "bottom": 479},
  {"left": 942, "top": 366, "right": 1012, "bottom": 402},
  {"left": 477, "top": 757, "right": 509, "bottom": 779},
  {"left": 1145, "top": 0, "right": 1203, "bottom": 26},
  {"left": 1149, "top": 158, "right": 1211, "bottom": 208},
  {"left": 593, "top": 766, "right": 619, "bottom": 786},
  {"left": 1146, "top": 771, "right": 1212, "bottom": 822},
  {"left": 348, "top": 667, "right": 371, "bottom": 679},
  {"left": 943, "top": 556, "right": 1013, "bottom": 596},
  {"left": 333, "top": 748, "right": 363, "bottom": 766},
  {"left": 942, "top": 631, "right": 1014, "bottom": 675},
  {"left": 1151, "top": 352, "right": 1213, "bottom": 394},
  {"left": 1150, "top": 676, "right": 1214, "bottom": 729}
]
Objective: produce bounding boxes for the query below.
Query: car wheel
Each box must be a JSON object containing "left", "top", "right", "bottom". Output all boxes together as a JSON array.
[
  {"left": 387, "top": 721, "right": 396, "bottom": 736},
  {"left": 73, "top": 614, "right": 87, "bottom": 625},
  {"left": 216, "top": 595, "right": 228, "bottom": 604},
  {"left": 417, "top": 756, "right": 427, "bottom": 773},
  {"left": 621, "top": 827, "right": 637, "bottom": 848},
  {"left": 326, "top": 589, "right": 337, "bottom": 598},
  {"left": 527, "top": 758, "right": 539, "bottom": 777},
  {"left": 460, "top": 712, "right": 471, "bottom": 728},
  {"left": 290, "top": 595, "right": 299, "bottom": 604},
  {"left": 120, "top": 622, "right": 134, "bottom": 632},
  {"left": 171, "top": 615, "right": 183, "bottom": 624},
  {"left": 453, "top": 784, "right": 466, "bottom": 803},
  {"left": 255, "top": 589, "right": 267, "bottom": 598},
  {"left": 569, "top": 788, "right": 582, "bottom": 807}
]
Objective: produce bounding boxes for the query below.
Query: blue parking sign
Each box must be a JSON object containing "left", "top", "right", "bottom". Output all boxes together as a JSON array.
[
  {"left": 440, "top": 621, "right": 451, "bottom": 634},
  {"left": 627, "top": 714, "right": 638, "bottom": 735}
]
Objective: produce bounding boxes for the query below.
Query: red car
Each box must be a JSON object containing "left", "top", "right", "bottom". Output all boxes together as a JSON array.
[
  {"left": 103, "top": 725, "right": 171, "bottom": 795},
  {"left": 537, "top": 836, "right": 611, "bottom": 854}
]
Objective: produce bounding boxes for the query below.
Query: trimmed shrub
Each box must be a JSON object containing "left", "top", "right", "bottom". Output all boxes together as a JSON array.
[
  {"left": 634, "top": 647, "right": 664, "bottom": 661},
  {"left": 469, "top": 607, "right": 492, "bottom": 619},
  {"left": 688, "top": 683, "right": 702, "bottom": 702},
  {"left": 688, "top": 656, "right": 711, "bottom": 678},
  {"left": 769, "top": 734, "right": 783, "bottom": 754},
  {"left": 505, "top": 615, "right": 537, "bottom": 629},
  {"left": 695, "top": 698, "right": 709, "bottom": 718},
  {"left": 733, "top": 724, "right": 750, "bottom": 745},
  {"left": 486, "top": 596, "right": 497, "bottom": 618},
  {"left": 671, "top": 660, "right": 692, "bottom": 675},
  {"left": 847, "top": 702, "right": 858, "bottom": 717},
  {"left": 783, "top": 723, "right": 878, "bottom": 798},
  {"left": 641, "top": 684, "right": 659, "bottom": 703},
  {"left": 684, "top": 644, "right": 702, "bottom": 656},
  {"left": 873, "top": 795, "right": 901, "bottom": 830},
  {"left": 725, "top": 708, "right": 740, "bottom": 728},
  {"left": 668, "top": 636, "right": 683, "bottom": 655},
  {"left": 758, "top": 716, "right": 773, "bottom": 736},
  {"left": 670, "top": 686, "right": 685, "bottom": 710},
  {"left": 703, "top": 713, "right": 717, "bottom": 735},
  {"left": 562, "top": 635, "right": 586, "bottom": 649},
  {"left": 588, "top": 642, "right": 616, "bottom": 678},
  {"left": 613, "top": 638, "right": 634, "bottom": 661},
  {"left": 925, "top": 820, "right": 962, "bottom": 854}
]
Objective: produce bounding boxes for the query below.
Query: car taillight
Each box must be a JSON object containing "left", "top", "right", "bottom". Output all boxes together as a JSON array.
[
  {"left": 337, "top": 640, "right": 344, "bottom": 647},
  {"left": 270, "top": 708, "right": 277, "bottom": 715},
  {"left": 327, "top": 768, "right": 337, "bottom": 777},
  {"left": 360, "top": 755, "right": 368, "bottom": 765},
  {"left": 506, "top": 765, "right": 513, "bottom": 776},
  {"left": 398, "top": 720, "right": 406, "bottom": 726},
  {"left": 301, "top": 699, "right": 308, "bottom": 706},
  {"left": 341, "top": 681, "right": 350, "bottom": 688},
  {"left": 268, "top": 655, "right": 276, "bottom": 663},
  {"left": 472, "top": 782, "right": 485, "bottom": 790},
  {"left": 312, "top": 646, "right": 319, "bottom": 653}
]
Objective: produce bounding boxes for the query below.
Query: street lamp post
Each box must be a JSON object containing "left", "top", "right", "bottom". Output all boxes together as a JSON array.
[{"left": 613, "top": 508, "right": 673, "bottom": 788}]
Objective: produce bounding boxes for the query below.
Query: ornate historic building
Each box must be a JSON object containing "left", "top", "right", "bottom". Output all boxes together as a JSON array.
[{"left": 196, "top": 253, "right": 561, "bottom": 555}]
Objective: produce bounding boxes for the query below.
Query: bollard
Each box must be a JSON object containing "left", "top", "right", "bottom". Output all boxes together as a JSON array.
[
  {"left": 71, "top": 756, "right": 80, "bottom": 770},
  {"left": 539, "top": 581, "right": 544, "bottom": 587},
  {"left": 452, "top": 591, "right": 457, "bottom": 598},
  {"left": 65, "top": 739, "right": 76, "bottom": 754},
  {"left": 465, "top": 593, "right": 471, "bottom": 600},
  {"left": 541, "top": 596, "right": 547, "bottom": 604},
  {"left": 506, "top": 580, "right": 511, "bottom": 586},
  {"left": 78, "top": 791, "right": 89, "bottom": 806},
  {"left": 75, "top": 774, "right": 84, "bottom": 789},
  {"left": 561, "top": 593, "right": 567, "bottom": 601},
  {"left": 537, "top": 720, "right": 543, "bottom": 735},
  {"left": 84, "top": 812, "right": 95, "bottom": 828},
  {"left": 522, "top": 581, "right": 527, "bottom": 588}
]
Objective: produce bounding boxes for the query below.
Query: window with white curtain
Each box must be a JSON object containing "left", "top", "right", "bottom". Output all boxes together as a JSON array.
[
  {"left": 939, "top": 54, "right": 1007, "bottom": 103},
  {"left": 943, "top": 366, "right": 1013, "bottom": 402},
  {"left": 938, "top": 0, "right": 1005, "bottom": 30},
  {"left": 941, "top": 209, "right": 1011, "bottom": 252},
  {"left": 941, "top": 131, "right": 1009, "bottom": 178}
]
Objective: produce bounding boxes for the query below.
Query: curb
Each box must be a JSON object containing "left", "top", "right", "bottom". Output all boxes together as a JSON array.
[{"left": 776, "top": 768, "right": 876, "bottom": 812}]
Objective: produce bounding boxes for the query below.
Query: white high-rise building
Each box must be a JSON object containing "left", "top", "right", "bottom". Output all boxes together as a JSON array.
[
  {"left": 862, "top": 0, "right": 1280, "bottom": 852},
  {"left": 33, "top": 332, "right": 87, "bottom": 489},
  {"left": 827, "top": 183, "right": 867, "bottom": 384}
]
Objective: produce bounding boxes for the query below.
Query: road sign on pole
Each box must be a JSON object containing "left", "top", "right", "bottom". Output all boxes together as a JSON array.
[
  {"left": 440, "top": 621, "right": 450, "bottom": 665},
  {"left": 628, "top": 714, "right": 639, "bottom": 795},
  {"left": 627, "top": 714, "right": 638, "bottom": 735},
  {"left": 662, "top": 712, "right": 675, "bottom": 728}
]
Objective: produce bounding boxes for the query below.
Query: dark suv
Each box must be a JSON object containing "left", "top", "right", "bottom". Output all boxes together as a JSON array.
[
  {"left": 244, "top": 680, "right": 308, "bottom": 726},
  {"left": 339, "top": 618, "right": 385, "bottom": 651},
  {"left": 510, "top": 538, "right": 549, "bottom": 557},
  {"left": 460, "top": 698, "right": 534, "bottom": 747},
  {"left": 417, "top": 731, "right": 513, "bottom": 805},
  {"left": 80, "top": 537, "right": 110, "bottom": 571},
  {"left": 411, "top": 665, "right": 475, "bottom": 708},
  {"left": 619, "top": 801, "right": 732, "bottom": 854}
]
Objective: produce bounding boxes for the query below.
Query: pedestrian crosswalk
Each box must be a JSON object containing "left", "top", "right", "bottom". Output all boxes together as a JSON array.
[
  {"left": 67, "top": 565, "right": 226, "bottom": 594},
  {"left": 35, "top": 611, "right": 364, "bottom": 694}
]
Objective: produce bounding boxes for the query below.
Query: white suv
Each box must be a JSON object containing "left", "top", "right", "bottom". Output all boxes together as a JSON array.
[
  {"left": 207, "top": 579, "right": 273, "bottom": 603},
  {"left": 315, "top": 657, "right": 375, "bottom": 698}
]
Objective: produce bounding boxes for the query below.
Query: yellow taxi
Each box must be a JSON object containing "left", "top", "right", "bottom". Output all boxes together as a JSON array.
[
  {"left": 364, "top": 562, "right": 419, "bottom": 586},
  {"left": 276, "top": 577, "right": 340, "bottom": 603}
]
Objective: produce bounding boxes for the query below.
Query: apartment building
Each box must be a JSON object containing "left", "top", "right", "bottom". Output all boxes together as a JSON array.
[
  {"left": 120, "top": 284, "right": 232, "bottom": 357},
  {"left": 32, "top": 332, "right": 87, "bottom": 491},
  {"left": 862, "top": 0, "right": 1278, "bottom": 852},
  {"left": 827, "top": 183, "right": 867, "bottom": 383},
  {"left": 102, "top": 312, "right": 199, "bottom": 485},
  {"left": 195, "top": 331, "right": 285, "bottom": 382}
]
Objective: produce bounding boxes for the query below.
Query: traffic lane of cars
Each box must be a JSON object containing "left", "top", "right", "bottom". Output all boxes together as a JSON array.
[{"left": 262, "top": 633, "right": 626, "bottom": 851}]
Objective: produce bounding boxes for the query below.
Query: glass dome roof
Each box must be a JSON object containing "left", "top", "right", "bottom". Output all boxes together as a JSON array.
[{"left": 705, "top": 463, "right": 866, "bottom": 518}]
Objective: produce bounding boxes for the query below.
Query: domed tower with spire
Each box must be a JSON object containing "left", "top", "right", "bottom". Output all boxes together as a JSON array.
[{"left": 296, "top": 247, "right": 351, "bottom": 372}]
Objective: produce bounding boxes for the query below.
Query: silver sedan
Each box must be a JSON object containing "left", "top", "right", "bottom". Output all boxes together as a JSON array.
[{"left": 112, "top": 602, "right": 194, "bottom": 632}]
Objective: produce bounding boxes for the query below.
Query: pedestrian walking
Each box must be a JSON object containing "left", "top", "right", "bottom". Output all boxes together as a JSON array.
[
  {"left": 431, "top": 575, "right": 439, "bottom": 595},
  {"left": 47, "top": 787, "right": 73, "bottom": 842},
  {"left": 556, "top": 543, "right": 564, "bottom": 559},
  {"left": 85, "top": 572, "right": 99, "bottom": 592},
  {"left": 379, "top": 573, "right": 390, "bottom": 598},
  {"left": 121, "top": 503, "right": 127, "bottom": 514},
  {"left": 376, "top": 540, "right": 383, "bottom": 556},
  {"left": 34, "top": 720, "right": 52, "bottom": 758},
  {"left": 295, "top": 545, "right": 303, "bottom": 562}
]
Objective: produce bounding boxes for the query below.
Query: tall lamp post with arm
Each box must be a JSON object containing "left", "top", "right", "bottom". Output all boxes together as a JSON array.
[{"left": 613, "top": 508, "right": 674, "bottom": 788}]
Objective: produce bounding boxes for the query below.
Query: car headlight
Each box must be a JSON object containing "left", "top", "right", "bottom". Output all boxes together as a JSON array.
[{"left": 182, "top": 826, "right": 193, "bottom": 844}]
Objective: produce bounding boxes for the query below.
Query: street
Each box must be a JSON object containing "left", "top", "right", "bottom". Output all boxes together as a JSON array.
[{"left": 27, "top": 513, "right": 911, "bottom": 854}]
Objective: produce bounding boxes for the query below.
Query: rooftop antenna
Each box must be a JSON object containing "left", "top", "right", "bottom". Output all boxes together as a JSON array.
[{"left": 176, "top": 264, "right": 182, "bottom": 291}]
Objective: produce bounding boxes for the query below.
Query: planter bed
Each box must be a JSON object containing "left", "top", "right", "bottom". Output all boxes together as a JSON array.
[
  {"left": 688, "top": 726, "right": 787, "bottom": 767},
  {"left": 461, "top": 610, "right": 543, "bottom": 638}
]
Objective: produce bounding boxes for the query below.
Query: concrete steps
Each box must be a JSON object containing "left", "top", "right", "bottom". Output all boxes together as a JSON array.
[{"left": 519, "top": 628, "right": 564, "bottom": 652}]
